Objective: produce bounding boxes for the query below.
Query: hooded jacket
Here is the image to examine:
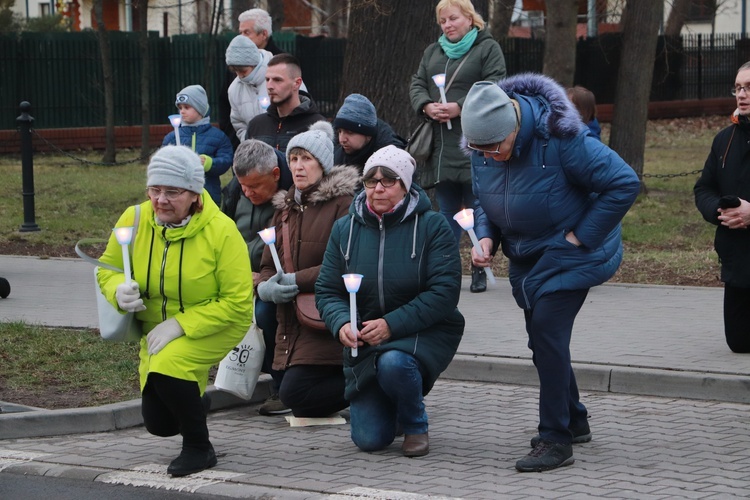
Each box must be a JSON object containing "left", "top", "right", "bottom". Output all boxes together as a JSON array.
[
  {"left": 315, "top": 185, "right": 464, "bottom": 400},
  {"left": 98, "top": 192, "right": 253, "bottom": 393},
  {"left": 258, "top": 165, "right": 360, "bottom": 370},
  {"left": 333, "top": 119, "right": 407, "bottom": 172},
  {"left": 694, "top": 112, "right": 750, "bottom": 287},
  {"left": 244, "top": 95, "right": 326, "bottom": 152},
  {"left": 228, "top": 49, "right": 273, "bottom": 143},
  {"left": 469, "top": 73, "right": 640, "bottom": 309},
  {"left": 409, "top": 28, "right": 506, "bottom": 188},
  {"left": 162, "top": 122, "right": 234, "bottom": 205}
]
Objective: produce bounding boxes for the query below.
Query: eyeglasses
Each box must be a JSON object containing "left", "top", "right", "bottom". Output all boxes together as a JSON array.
[
  {"left": 146, "top": 187, "right": 187, "bottom": 200},
  {"left": 732, "top": 85, "right": 750, "bottom": 96},
  {"left": 467, "top": 143, "right": 503, "bottom": 155},
  {"left": 363, "top": 177, "right": 400, "bottom": 189}
]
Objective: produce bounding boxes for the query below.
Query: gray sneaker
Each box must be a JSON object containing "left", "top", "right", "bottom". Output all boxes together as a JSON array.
[
  {"left": 515, "top": 440, "right": 574, "bottom": 472},
  {"left": 258, "top": 394, "right": 291, "bottom": 415}
]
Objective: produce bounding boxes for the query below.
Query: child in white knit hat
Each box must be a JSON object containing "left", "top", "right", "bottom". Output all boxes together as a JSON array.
[{"left": 162, "top": 84, "right": 234, "bottom": 206}]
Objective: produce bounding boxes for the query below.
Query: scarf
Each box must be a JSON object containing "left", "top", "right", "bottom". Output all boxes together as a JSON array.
[{"left": 438, "top": 27, "right": 478, "bottom": 60}]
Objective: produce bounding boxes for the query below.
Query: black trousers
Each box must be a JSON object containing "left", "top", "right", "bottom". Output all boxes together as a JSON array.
[
  {"left": 724, "top": 285, "right": 750, "bottom": 353},
  {"left": 141, "top": 372, "right": 210, "bottom": 451},
  {"left": 279, "top": 364, "right": 347, "bottom": 418}
]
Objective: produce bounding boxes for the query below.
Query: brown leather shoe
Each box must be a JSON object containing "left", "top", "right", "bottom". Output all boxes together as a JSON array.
[{"left": 402, "top": 432, "right": 429, "bottom": 457}]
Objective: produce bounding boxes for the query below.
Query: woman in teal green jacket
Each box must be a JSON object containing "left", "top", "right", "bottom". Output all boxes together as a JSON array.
[
  {"left": 316, "top": 146, "right": 464, "bottom": 458},
  {"left": 98, "top": 145, "right": 253, "bottom": 477}
]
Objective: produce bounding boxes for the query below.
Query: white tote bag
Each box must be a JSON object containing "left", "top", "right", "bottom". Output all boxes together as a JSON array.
[{"left": 214, "top": 321, "right": 265, "bottom": 400}]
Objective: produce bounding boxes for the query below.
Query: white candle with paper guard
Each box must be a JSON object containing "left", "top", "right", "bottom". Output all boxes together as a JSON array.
[
  {"left": 453, "top": 209, "right": 496, "bottom": 286},
  {"left": 259, "top": 96, "right": 270, "bottom": 111},
  {"left": 342, "top": 273, "right": 364, "bottom": 358},
  {"left": 113, "top": 226, "right": 134, "bottom": 285},
  {"left": 258, "top": 227, "right": 283, "bottom": 273},
  {"left": 168, "top": 114, "right": 181, "bottom": 145},
  {"left": 431, "top": 73, "right": 452, "bottom": 130}
]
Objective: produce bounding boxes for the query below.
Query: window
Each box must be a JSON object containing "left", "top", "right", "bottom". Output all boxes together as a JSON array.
[
  {"left": 687, "top": 0, "right": 717, "bottom": 23},
  {"left": 39, "top": 3, "right": 50, "bottom": 16}
]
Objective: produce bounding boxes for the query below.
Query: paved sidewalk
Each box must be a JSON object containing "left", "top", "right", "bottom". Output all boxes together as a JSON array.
[{"left": 2, "top": 255, "right": 750, "bottom": 498}]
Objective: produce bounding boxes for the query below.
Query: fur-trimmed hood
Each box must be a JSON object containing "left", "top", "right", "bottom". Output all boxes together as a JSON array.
[{"left": 272, "top": 164, "right": 361, "bottom": 210}]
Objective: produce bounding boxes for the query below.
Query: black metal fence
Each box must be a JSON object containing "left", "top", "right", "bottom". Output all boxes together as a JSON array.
[{"left": 1, "top": 31, "right": 748, "bottom": 131}]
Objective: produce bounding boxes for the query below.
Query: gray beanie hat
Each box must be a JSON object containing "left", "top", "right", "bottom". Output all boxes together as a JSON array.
[
  {"left": 225, "top": 35, "right": 261, "bottom": 67},
  {"left": 363, "top": 145, "right": 416, "bottom": 192},
  {"left": 287, "top": 121, "right": 335, "bottom": 174},
  {"left": 175, "top": 84, "right": 209, "bottom": 118},
  {"left": 147, "top": 145, "right": 205, "bottom": 194},
  {"left": 333, "top": 93, "right": 378, "bottom": 136},
  {"left": 461, "top": 81, "right": 518, "bottom": 145}
]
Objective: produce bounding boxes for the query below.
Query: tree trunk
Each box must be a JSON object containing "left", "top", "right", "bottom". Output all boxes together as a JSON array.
[
  {"left": 137, "top": 0, "right": 150, "bottom": 162},
  {"left": 339, "top": 1, "right": 437, "bottom": 139},
  {"left": 664, "top": 0, "right": 690, "bottom": 36},
  {"left": 609, "top": 0, "right": 664, "bottom": 191},
  {"left": 490, "top": 0, "right": 517, "bottom": 40},
  {"left": 542, "top": 0, "right": 578, "bottom": 87},
  {"left": 93, "top": 0, "right": 116, "bottom": 163},
  {"left": 267, "top": 0, "right": 284, "bottom": 33}
]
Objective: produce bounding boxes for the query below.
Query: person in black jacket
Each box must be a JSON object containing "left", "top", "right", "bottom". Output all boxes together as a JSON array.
[
  {"left": 694, "top": 61, "right": 750, "bottom": 353},
  {"left": 333, "top": 93, "right": 406, "bottom": 172},
  {"left": 244, "top": 54, "right": 325, "bottom": 152}
]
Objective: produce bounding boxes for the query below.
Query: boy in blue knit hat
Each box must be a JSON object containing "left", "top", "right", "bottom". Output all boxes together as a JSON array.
[{"left": 163, "top": 84, "right": 234, "bottom": 206}]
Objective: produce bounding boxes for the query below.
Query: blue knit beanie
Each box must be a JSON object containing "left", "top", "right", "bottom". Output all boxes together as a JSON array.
[
  {"left": 333, "top": 94, "right": 378, "bottom": 136},
  {"left": 225, "top": 35, "right": 261, "bottom": 67},
  {"left": 175, "top": 85, "right": 210, "bottom": 118}
]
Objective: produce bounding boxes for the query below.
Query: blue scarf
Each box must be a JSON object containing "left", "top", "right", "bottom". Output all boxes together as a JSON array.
[{"left": 438, "top": 27, "right": 478, "bottom": 60}]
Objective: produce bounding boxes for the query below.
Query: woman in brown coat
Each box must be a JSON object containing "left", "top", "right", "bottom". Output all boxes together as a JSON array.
[{"left": 257, "top": 121, "right": 359, "bottom": 417}]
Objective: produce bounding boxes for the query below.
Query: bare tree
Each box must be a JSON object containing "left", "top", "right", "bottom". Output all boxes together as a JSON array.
[
  {"left": 135, "top": 0, "right": 150, "bottom": 161},
  {"left": 93, "top": 0, "right": 116, "bottom": 163},
  {"left": 489, "top": 0, "right": 517, "bottom": 40},
  {"left": 338, "top": 1, "right": 437, "bottom": 138},
  {"left": 664, "top": 0, "right": 691, "bottom": 35},
  {"left": 542, "top": 0, "right": 578, "bottom": 87},
  {"left": 609, "top": 0, "right": 664, "bottom": 189}
]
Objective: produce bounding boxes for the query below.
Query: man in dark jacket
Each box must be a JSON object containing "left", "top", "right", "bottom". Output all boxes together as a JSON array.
[
  {"left": 244, "top": 54, "right": 325, "bottom": 152},
  {"left": 332, "top": 93, "right": 406, "bottom": 171},
  {"left": 221, "top": 140, "right": 293, "bottom": 415},
  {"left": 462, "top": 76, "right": 640, "bottom": 473},
  {"left": 694, "top": 61, "right": 750, "bottom": 354}
]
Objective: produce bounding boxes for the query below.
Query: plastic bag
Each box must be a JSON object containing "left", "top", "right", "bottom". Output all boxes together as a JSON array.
[{"left": 214, "top": 322, "right": 265, "bottom": 400}]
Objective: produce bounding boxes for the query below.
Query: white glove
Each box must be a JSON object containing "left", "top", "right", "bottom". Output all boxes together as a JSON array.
[
  {"left": 116, "top": 282, "right": 146, "bottom": 312},
  {"left": 146, "top": 317, "right": 184, "bottom": 355},
  {"left": 279, "top": 272, "right": 297, "bottom": 286},
  {"left": 257, "top": 271, "right": 299, "bottom": 304}
]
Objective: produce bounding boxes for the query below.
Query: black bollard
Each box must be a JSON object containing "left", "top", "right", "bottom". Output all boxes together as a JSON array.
[{"left": 16, "top": 101, "right": 40, "bottom": 232}]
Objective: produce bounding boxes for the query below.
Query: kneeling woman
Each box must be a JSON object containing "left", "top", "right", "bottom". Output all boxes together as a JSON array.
[
  {"left": 316, "top": 146, "right": 465, "bottom": 457},
  {"left": 98, "top": 146, "right": 253, "bottom": 476}
]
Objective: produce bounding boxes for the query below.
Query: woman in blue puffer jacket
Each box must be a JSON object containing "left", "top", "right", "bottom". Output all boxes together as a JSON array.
[{"left": 460, "top": 74, "right": 640, "bottom": 473}]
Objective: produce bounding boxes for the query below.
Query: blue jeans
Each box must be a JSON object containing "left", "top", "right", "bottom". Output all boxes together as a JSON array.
[
  {"left": 349, "top": 350, "right": 428, "bottom": 452},
  {"left": 435, "top": 180, "right": 477, "bottom": 243},
  {"left": 254, "top": 297, "right": 283, "bottom": 392},
  {"left": 524, "top": 289, "right": 590, "bottom": 445}
]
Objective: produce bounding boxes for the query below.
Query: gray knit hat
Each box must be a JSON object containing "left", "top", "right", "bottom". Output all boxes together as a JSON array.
[
  {"left": 333, "top": 93, "right": 378, "bottom": 136},
  {"left": 147, "top": 145, "right": 205, "bottom": 194},
  {"left": 175, "top": 85, "right": 210, "bottom": 118},
  {"left": 461, "top": 81, "right": 517, "bottom": 145},
  {"left": 286, "top": 121, "right": 335, "bottom": 174},
  {"left": 225, "top": 35, "right": 261, "bottom": 67},
  {"left": 363, "top": 145, "right": 416, "bottom": 192}
]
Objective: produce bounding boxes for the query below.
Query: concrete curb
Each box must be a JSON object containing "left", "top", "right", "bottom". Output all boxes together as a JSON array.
[
  {"left": 0, "top": 379, "right": 272, "bottom": 440},
  {"left": 443, "top": 354, "right": 750, "bottom": 404}
]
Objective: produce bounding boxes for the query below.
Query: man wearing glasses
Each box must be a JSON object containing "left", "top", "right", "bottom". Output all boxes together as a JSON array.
[
  {"left": 461, "top": 76, "right": 640, "bottom": 473},
  {"left": 694, "top": 61, "right": 750, "bottom": 354}
]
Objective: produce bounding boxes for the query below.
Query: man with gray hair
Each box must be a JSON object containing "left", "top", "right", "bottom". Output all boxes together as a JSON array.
[
  {"left": 238, "top": 8, "right": 282, "bottom": 55},
  {"left": 221, "top": 139, "right": 292, "bottom": 415}
]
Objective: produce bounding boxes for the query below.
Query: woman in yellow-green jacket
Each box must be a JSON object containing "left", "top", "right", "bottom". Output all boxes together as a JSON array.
[{"left": 98, "top": 145, "right": 253, "bottom": 477}]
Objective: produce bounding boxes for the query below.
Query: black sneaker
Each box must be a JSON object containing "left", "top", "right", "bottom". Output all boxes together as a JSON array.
[
  {"left": 470, "top": 266, "right": 487, "bottom": 293},
  {"left": 515, "top": 440, "right": 574, "bottom": 472},
  {"left": 530, "top": 421, "right": 591, "bottom": 448},
  {"left": 167, "top": 445, "right": 217, "bottom": 477},
  {"left": 258, "top": 393, "right": 291, "bottom": 415}
]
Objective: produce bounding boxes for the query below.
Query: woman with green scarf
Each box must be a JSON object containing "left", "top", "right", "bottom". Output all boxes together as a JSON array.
[{"left": 409, "top": 0, "right": 506, "bottom": 294}]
